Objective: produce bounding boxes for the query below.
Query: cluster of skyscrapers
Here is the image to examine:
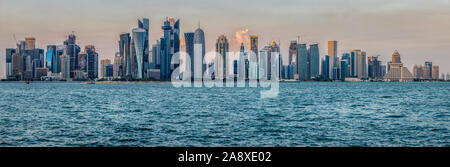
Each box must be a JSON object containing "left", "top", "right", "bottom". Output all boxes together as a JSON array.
[
  {"left": 5, "top": 34, "right": 98, "bottom": 81},
  {"left": 413, "top": 62, "right": 440, "bottom": 80},
  {"left": 4, "top": 17, "right": 448, "bottom": 82}
]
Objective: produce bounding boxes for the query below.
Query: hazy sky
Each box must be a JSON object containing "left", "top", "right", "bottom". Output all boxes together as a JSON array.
[{"left": 1, "top": 0, "right": 450, "bottom": 78}]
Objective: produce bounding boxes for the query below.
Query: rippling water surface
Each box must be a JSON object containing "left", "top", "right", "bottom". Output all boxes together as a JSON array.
[{"left": 0, "top": 82, "right": 449, "bottom": 146}]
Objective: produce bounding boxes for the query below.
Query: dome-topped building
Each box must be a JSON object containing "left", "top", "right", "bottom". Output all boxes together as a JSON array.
[{"left": 384, "top": 50, "right": 414, "bottom": 82}]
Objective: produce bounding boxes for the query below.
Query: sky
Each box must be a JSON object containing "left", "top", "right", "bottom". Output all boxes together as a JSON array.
[{"left": 1, "top": 0, "right": 450, "bottom": 79}]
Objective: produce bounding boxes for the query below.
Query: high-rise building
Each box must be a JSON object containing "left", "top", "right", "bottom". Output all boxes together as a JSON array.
[
  {"left": 184, "top": 32, "right": 195, "bottom": 80},
  {"left": 132, "top": 28, "right": 146, "bottom": 79},
  {"left": 413, "top": 65, "right": 424, "bottom": 79},
  {"left": 250, "top": 35, "right": 258, "bottom": 61},
  {"left": 216, "top": 35, "right": 229, "bottom": 80},
  {"left": 432, "top": 65, "right": 439, "bottom": 79},
  {"left": 85, "top": 45, "right": 98, "bottom": 79},
  {"left": 60, "top": 55, "right": 70, "bottom": 81},
  {"left": 193, "top": 26, "right": 205, "bottom": 81},
  {"left": 46, "top": 45, "right": 57, "bottom": 73},
  {"left": 113, "top": 54, "right": 122, "bottom": 78},
  {"left": 138, "top": 18, "right": 150, "bottom": 78},
  {"left": 100, "top": 59, "right": 112, "bottom": 79},
  {"left": 5, "top": 48, "right": 16, "bottom": 78},
  {"left": 309, "top": 44, "right": 320, "bottom": 78},
  {"left": 288, "top": 41, "right": 298, "bottom": 75},
  {"left": 12, "top": 53, "right": 23, "bottom": 80},
  {"left": 321, "top": 55, "right": 330, "bottom": 79},
  {"left": 119, "top": 33, "right": 131, "bottom": 78},
  {"left": 425, "top": 62, "right": 433, "bottom": 79},
  {"left": 25, "top": 37, "right": 36, "bottom": 50},
  {"left": 350, "top": 49, "right": 361, "bottom": 77},
  {"left": 77, "top": 52, "right": 87, "bottom": 73},
  {"left": 64, "top": 33, "right": 81, "bottom": 78},
  {"left": 339, "top": 60, "right": 348, "bottom": 80},
  {"left": 328, "top": 40, "right": 337, "bottom": 78},
  {"left": 159, "top": 18, "right": 180, "bottom": 81},
  {"left": 384, "top": 50, "right": 414, "bottom": 82},
  {"left": 357, "top": 51, "right": 367, "bottom": 79},
  {"left": 368, "top": 56, "right": 381, "bottom": 79},
  {"left": 296, "top": 44, "right": 309, "bottom": 80}
]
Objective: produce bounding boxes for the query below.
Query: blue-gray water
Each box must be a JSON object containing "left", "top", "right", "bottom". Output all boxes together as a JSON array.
[{"left": 0, "top": 82, "right": 449, "bottom": 147}]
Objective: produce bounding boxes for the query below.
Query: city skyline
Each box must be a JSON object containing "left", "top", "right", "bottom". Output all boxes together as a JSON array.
[{"left": 1, "top": 0, "right": 450, "bottom": 79}]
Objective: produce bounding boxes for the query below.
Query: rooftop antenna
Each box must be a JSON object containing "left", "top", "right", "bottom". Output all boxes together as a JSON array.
[{"left": 297, "top": 35, "right": 301, "bottom": 43}]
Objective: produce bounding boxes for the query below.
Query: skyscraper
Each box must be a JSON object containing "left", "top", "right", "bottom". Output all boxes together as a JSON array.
[
  {"left": 5, "top": 48, "right": 16, "bottom": 78},
  {"left": 64, "top": 33, "right": 81, "bottom": 78},
  {"left": 308, "top": 44, "right": 320, "bottom": 78},
  {"left": 357, "top": 51, "right": 367, "bottom": 79},
  {"left": 432, "top": 65, "right": 439, "bottom": 79},
  {"left": 194, "top": 26, "right": 205, "bottom": 81},
  {"left": 60, "top": 55, "right": 70, "bottom": 81},
  {"left": 384, "top": 50, "right": 414, "bottom": 82},
  {"left": 100, "top": 59, "right": 112, "bottom": 79},
  {"left": 25, "top": 37, "right": 35, "bottom": 50},
  {"left": 85, "top": 45, "right": 98, "bottom": 80},
  {"left": 296, "top": 44, "right": 309, "bottom": 80},
  {"left": 321, "top": 55, "right": 330, "bottom": 79},
  {"left": 119, "top": 33, "right": 131, "bottom": 78},
  {"left": 216, "top": 35, "right": 229, "bottom": 80},
  {"left": 160, "top": 18, "right": 180, "bottom": 80},
  {"left": 288, "top": 41, "right": 298, "bottom": 75},
  {"left": 250, "top": 35, "right": 258, "bottom": 61},
  {"left": 184, "top": 32, "right": 195, "bottom": 80},
  {"left": 138, "top": 18, "right": 150, "bottom": 77},
  {"left": 368, "top": 56, "right": 381, "bottom": 79},
  {"left": 46, "top": 45, "right": 57, "bottom": 73},
  {"left": 328, "top": 40, "right": 337, "bottom": 79},
  {"left": 425, "top": 62, "right": 433, "bottom": 79},
  {"left": 350, "top": 49, "right": 361, "bottom": 77},
  {"left": 132, "top": 28, "right": 146, "bottom": 79}
]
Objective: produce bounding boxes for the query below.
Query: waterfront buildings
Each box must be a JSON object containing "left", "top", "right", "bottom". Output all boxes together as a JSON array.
[{"left": 384, "top": 50, "right": 414, "bottom": 82}]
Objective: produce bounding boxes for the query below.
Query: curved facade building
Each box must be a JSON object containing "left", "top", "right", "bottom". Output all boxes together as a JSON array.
[{"left": 132, "top": 28, "right": 147, "bottom": 79}]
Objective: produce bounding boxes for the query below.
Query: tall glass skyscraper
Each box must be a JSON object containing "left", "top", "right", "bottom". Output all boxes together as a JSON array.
[
  {"left": 132, "top": 28, "right": 147, "bottom": 79},
  {"left": 64, "top": 33, "right": 80, "bottom": 78},
  {"left": 296, "top": 44, "right": 309, "bottom": 80},
  {"left": 184, "top": 32, "right": 195, "bottom": 80},
  {"left": 119, "top": 33, "right": 131, "bottom": 78},
  {"left": 308, "top": 44, "right": 320, "bottom": 78},
  {"left": 215, "top": 35, "right": 229, "bottom": 80},
  {"left": 138, "top": 18, "right": 150, "bottom": 77},
  {"left": 194, "top": 26, "right": 205, "bottom": 81},
  {"left": 321, "top": 55, "right": 330, "bottom": 79},
  {"left": 46, "top": 45, "right": 57, "bottom": 73},
  {"left": 160, "top": 18, "right": 180, "bottom": 81},
  {"left": 357, "top": 51, "right": 367, "bottom": 79},
  {"left": 250, "top": 35, "right": 258, "bottom": 61}
]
